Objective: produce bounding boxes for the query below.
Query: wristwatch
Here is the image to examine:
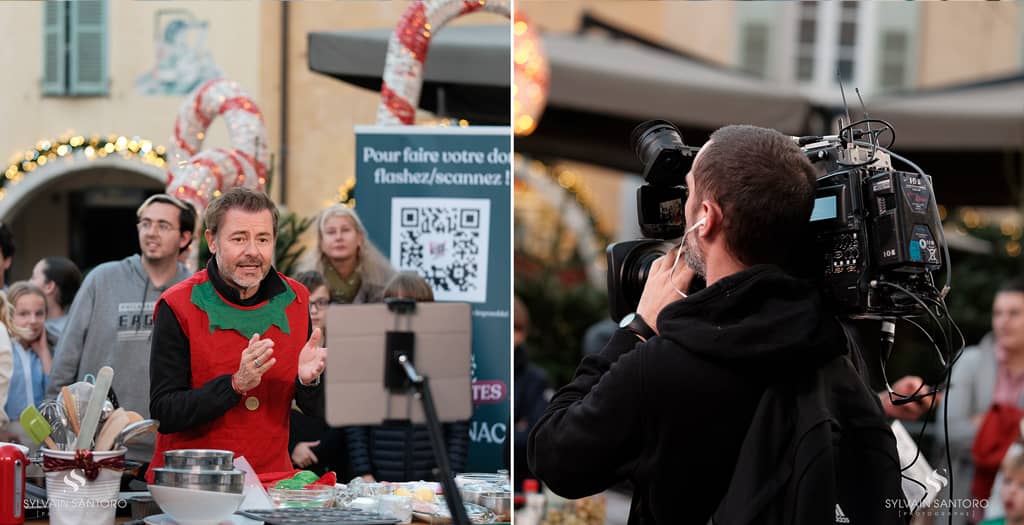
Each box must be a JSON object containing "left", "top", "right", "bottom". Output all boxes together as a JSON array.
[{"left": 619, "top": 312, "right": 655, "bottom": 342}]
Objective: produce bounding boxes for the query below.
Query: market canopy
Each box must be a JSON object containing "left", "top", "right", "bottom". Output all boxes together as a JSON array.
[
  {"left": 308, "top": 24, "right": 510, "bottom": 124},
  {"left": 863, "top": 74, "right": 1024, "bottom": 151},
  {"left": 540, "top": 32, "right": 812, "bottom": 135}
]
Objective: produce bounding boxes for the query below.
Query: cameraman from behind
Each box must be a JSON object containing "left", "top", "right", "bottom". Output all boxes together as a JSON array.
[{"left": 528, "top": 125, "right": 907, "bottom": 525}]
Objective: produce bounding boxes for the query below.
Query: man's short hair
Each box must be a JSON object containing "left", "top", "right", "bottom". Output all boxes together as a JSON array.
[
  {"left": 383, "top": 271, "right": 434, "bottom": 302},
  {"left": 696, "top": 125, "right": 818, "bottom": 266},
  {"left": 137, "top": 193, "right": 197, "bottom": 235},
  {"left": 204, "top": 188, "right": 279, "bottom": 237},
  {"left": 293, "top": 270, "right": 326, "bottom": 295},
  {"left": 999, "top": 277, "right": 1024, "bottom": 295},
  {"left": 138, "top": 193, "right": 198, "bottom": 253},
  {"left": 0, "top": 222, "right": 14, "bottom": 260},
  {"left": 40, "top": 256, "right": 83, "bottom": 311}
]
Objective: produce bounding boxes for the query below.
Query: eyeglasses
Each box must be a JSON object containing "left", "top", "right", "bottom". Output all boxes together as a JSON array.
[
  {"left": 137, "top": 219, "right": 176, "bottom": 233},
  {"left": 310, "top": 299, "right": 330, "bottom": 311}
]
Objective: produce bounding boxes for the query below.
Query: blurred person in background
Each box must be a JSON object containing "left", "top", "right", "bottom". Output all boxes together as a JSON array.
[
  {"left": 288, "top": 270, "right": 337, "bottom": 476},
  {"left": 0, "top": 223, "right": 15, "bottom": 291},
  {"left": 29, "top": 256, "right": 82, "bottom": 339},
  {"left": 4, "top": 282, "right": 51, "bottom": 451},
  {"left": 0, "top": 291, "right": 18, "bottom": 442},
  {"left": 514, "top": 295, "right": 551, "bottom": 493},
  {"left": 980, "top": 453, "right": 1024, "bottom": 525},
  {"left": 939, "top": 277, "right": 1024, "bottom": 525},
  {"left": 309, "top": 205, "right": 394, "bottom": 304}
]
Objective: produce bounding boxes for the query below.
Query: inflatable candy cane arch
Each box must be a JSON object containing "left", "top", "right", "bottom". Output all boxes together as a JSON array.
[
  {"left": 165, "top": 79, "right": 270, "bottom": 268},
  {"left": 376, "top": 0, "right": 511, "bottom": 125}
]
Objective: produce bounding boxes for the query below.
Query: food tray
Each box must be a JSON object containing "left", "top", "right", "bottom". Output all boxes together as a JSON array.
[{"left": 236, "top": 508, "right": 401, "bottom": 524}]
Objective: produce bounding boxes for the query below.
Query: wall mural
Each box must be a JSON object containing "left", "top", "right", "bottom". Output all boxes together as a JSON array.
[{"left": 136, "top": 10, "right": 223, "bottom": 96}]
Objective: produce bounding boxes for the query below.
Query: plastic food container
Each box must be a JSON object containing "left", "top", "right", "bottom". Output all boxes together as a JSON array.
[{"left": 268, "top": 485, "right": 336, "bottom": 508}]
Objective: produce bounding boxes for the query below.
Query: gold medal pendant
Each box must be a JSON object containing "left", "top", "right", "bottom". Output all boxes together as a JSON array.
[{"left": 245, "top": 396, "right": 260, "bottom": 411}]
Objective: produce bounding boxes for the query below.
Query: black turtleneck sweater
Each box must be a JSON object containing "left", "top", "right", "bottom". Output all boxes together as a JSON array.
[{"left": 150, "top": 260, "right": 323, "bottom": 434}]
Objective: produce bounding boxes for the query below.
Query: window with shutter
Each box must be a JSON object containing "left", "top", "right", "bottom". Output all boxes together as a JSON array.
[
  {"left": 740, "top": 23, "right": 770, "bottom": 79},
  {"left": 41, "top": 1, "right": 66, "bottom": 96},
  {"left": 879, "top": 31, "right": 909, "bottom": 90},
  {"left": 68, "top": 0, "right": 108, "bottom": 96}
]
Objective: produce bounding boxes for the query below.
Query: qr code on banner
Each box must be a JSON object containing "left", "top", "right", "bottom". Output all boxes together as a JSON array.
[{"left": 390, "top": 197, "right": 491, "bottom": 303}]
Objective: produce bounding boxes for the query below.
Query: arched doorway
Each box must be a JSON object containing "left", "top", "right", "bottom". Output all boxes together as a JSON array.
[{"left": 0, "top": 152, "right": 166, "bottom": 279}]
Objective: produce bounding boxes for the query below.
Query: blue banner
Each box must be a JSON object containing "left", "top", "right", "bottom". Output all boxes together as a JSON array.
[{"left": 354, "top": 126, "right": 511, "bottom": 472}]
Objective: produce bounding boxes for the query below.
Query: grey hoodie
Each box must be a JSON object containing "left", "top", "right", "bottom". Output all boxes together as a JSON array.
[{"left": 47, "top": 254, "right": 191, "bottom": 461}]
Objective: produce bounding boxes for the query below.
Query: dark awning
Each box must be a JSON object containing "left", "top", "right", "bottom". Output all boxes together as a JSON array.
[
  {"left": 308, "top": 24, "right": 510, "bottom": 124},
  {"left": 541, "top": 32, "right": 812, "bottom": 135},
  {"left": 864, "top": 74, "right": 1024, "bottom": 150}
]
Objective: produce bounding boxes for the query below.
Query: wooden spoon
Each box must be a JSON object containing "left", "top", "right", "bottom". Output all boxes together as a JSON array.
[{"left": 94, "top": 408, "right": 128, "bottom": 452}]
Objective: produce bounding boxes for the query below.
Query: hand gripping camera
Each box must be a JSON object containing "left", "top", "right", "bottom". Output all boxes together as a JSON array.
[{"left": 606, "top": 119, "right": 949, "bottom": 322}]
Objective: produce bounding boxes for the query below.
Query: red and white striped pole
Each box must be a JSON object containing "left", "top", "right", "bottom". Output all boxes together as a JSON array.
[{"left": 377, "top": 0, "right": 511, "bottom": 125}]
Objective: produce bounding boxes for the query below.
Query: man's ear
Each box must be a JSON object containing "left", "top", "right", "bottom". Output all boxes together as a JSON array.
[
  {"left": 699, "top": 200, "right": 724, "bottom": 238},
  {"left": 1, "top": 256, "right": 11, "bottom": 272},
  {"left": 204, "top": 230, "right": 215, "bottom": 254},
  {"left": 179, "top": 230, "right": 194, "bottom": 252}
]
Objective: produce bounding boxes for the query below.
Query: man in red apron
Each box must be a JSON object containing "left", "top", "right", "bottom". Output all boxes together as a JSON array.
[{"left": 146, "top": 188, "right": 327, "bottom": 480}]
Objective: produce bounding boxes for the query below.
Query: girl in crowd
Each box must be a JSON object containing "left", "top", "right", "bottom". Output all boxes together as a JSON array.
[
  {"left": 981, "top": 453, "right": 1024, "bottom": 525},
  {"left": 5, "top": 282, "right": 51, "bottom": 449},
  {"left": 310, "top": 205, "right": 394, "bottom": 304},
  {"left": 289, "top": 271, "right": 337, "bottom": 476}
]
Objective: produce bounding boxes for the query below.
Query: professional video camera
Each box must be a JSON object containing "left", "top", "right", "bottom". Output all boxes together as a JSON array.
[{"left": 606, "top": 118, "right": 950, "bottom": 323}]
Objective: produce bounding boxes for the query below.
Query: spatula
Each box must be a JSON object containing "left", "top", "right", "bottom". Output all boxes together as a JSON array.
[
  {"left": 18, "top": 405, "right": 57, "bottom": 449},
  {"left": 61, "top": 386, "right": 80, "bottom": 436},
  {"left": 75, "top": 366, "right": 113, "bottom": 450}
]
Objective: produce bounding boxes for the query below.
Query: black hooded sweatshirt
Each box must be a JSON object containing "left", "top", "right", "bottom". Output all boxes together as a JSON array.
[{"left": 528, "top": 265, "right": 894, "bottom": 525}]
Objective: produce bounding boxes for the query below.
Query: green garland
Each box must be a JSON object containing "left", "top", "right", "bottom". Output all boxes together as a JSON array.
[{"left": 4, "top": 134, "right": 167, "bottom": 190}]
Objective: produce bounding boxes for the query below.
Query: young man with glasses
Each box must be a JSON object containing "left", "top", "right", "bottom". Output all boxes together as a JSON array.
[{"left": 47, "top": 194, "right": 196, "bottom": 468}]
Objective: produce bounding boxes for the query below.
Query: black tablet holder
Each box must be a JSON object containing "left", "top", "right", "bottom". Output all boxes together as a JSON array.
[{"left": 384, "top": 297, "right": 470, "bottom": 525}]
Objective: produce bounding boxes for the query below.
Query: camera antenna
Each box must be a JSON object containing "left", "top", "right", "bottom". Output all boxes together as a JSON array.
[
  {"left": 838, "top": 72, "right": 853, "bottom": 144},
  {"left": 855, "top": 87, "right": 874, "bottom": 147}
]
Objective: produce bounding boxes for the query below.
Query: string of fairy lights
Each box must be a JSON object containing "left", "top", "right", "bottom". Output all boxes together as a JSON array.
[{"left": 3, "top": 134, "right": 166, "bottom": 201}]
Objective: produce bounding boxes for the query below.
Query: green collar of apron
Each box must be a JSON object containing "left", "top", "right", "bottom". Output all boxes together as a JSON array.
[{"left": 191, "top": 279, "right": 294, "bottom": 337}]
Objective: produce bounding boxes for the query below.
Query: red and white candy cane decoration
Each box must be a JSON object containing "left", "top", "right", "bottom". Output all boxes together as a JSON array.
[
  {"left": 377, "top": 0, "right": 510, "bottom": 125},
  {"left": 167, "top": 78, "right": 270, "bottom": 210}
]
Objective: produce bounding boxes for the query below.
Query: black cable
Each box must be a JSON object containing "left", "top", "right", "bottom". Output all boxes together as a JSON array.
[
  {"left": 873, "top": 282, "right": 966, "bottom": 525},
  {"left": 836, "top": 119, "right": 896, "bottom": 168}
]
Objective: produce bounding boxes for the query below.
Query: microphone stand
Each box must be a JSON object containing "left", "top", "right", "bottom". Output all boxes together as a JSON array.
[{"left": 396, "top": 353, "right": 470, "bottom": 525}]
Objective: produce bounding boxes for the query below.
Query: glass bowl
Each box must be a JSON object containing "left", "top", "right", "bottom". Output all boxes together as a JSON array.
[{"left": 268, "top": 485, "right": 336, "bottom": 508}]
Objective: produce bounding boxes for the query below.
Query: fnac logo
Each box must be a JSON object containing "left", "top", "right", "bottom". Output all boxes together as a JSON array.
[{"left": 63, "top": 469, "right": 86, "bottom": 492}]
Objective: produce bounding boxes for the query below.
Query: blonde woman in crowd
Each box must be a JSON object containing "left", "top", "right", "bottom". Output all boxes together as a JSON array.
[
  {"left": 0, "top": 291, "right": 17, "bottom": 441},
  {"left": 310, "top": 205, "right": 394, "bottom": 304}
]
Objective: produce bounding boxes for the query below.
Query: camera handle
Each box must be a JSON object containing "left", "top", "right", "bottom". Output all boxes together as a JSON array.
[{"left": 395, "top": 353, "right": 471, "bottom": 525}]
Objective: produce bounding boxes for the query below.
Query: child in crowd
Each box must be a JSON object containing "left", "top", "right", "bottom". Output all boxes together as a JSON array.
[
  {"left": 982, "top": 453, "right": 1024, "bottom": 525},
  {"left": 4, "top": 282, "right": 51, "bottom": 450},
  {"left": 289, "top": 271, "right": 337, "bottom": 475}
]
